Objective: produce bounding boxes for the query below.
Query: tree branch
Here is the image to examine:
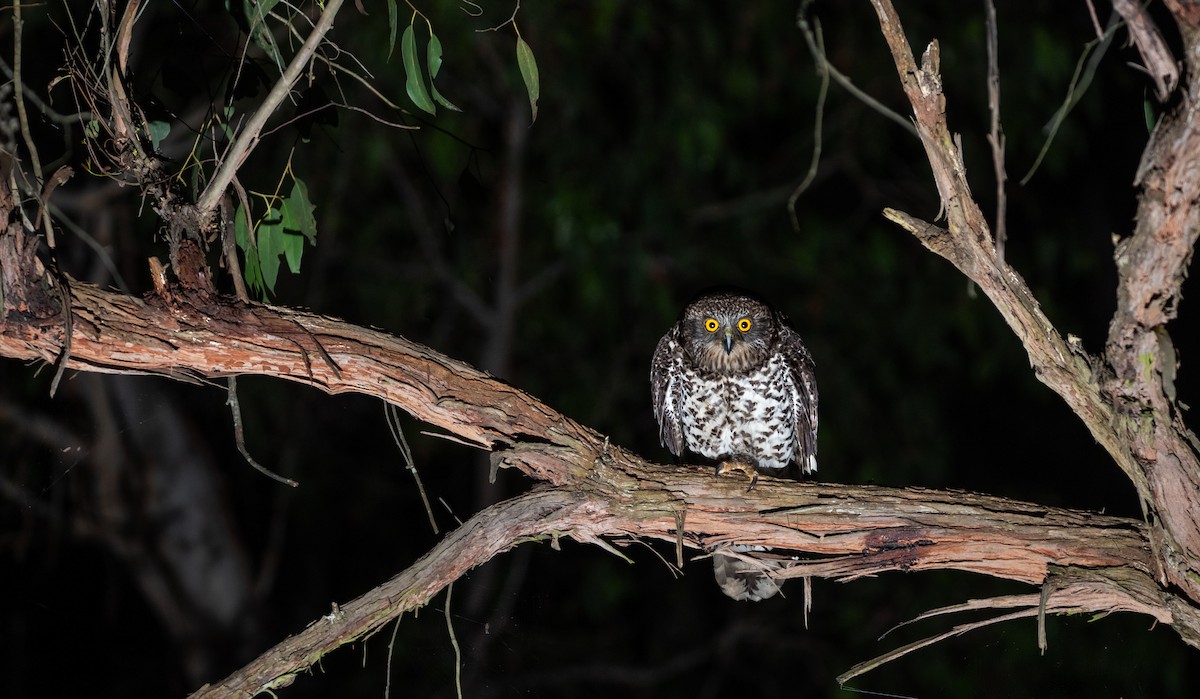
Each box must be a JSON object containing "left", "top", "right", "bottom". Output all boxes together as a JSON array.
[
  {"left": 1, "top": 227, "right": 1198, "bottom": 689},
  {"left": 188, "top": 488, "right": 607, "bottom": 698},
  {"left": 867, "top": 0, "right": 1200, "bottom": 607},
  {"left": 194, "top": 0, "right": 346, "bottom": 228},
  {"left": 1113, "top": 0, "right": 1180, "bottom": 101}
]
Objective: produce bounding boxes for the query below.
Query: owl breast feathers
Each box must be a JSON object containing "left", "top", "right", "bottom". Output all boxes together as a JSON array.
[{"left": 651, "top": 289, "right": 818, "bottom": 476}]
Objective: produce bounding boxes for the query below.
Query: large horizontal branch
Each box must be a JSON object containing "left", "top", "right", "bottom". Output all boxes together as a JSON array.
[
  {"left": 2, "top": 156, "right": 1198, "bottom": 686},
  {"left": 868, "top": 0, "right": 1200, "bottom": 606},
  {"left": 0, "top": 266, "right": 1165, "bottom": 587},
  {"left": 189, "top": 445, "right": 1172, "bottom": 698},
  {"left": 2, "top": 242, "right": 1199, "bottom": 690}
]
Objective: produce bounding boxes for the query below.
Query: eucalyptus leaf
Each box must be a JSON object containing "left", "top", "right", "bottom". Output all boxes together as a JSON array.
[
  {"left": 243, "top": 0, "right": 282, "bottom": 66},
  {"left": 243, "top": 250, "right": 265, "bottom": 299},
  {"left": 428, "top": 33, "right": 462, "bottom": 112},
  {"left": 402, "top": 25, "right": 436, "bottom": 115},
  {"left": 516, "top": 35, "right": 540, "bottom": 123},
  {"left": 428, "top": 31, "right": 444, "bottom": 78},
  {"left": 282, "top": 231, "right": 305, "bottom": 273},
  {"left": 235, "top": 203, "right": 265, "bottom": 297},
  {"left": 431, "top": 85, "right": 462, "bottom": 113},
  {"left": 386, "top": 0, "right": 399, "bottom": 60},
  {"left": 281, "top": 179, "right": 317, "bottom": 243},
  {"left": 147, "top": 121, "right": 170, "bottom": 152},
  {"left": 257, "top": 208, "right": 284, "bottom": 293},
  {"left": 234, "top": 202, "right": 251, "bottom": 250}
]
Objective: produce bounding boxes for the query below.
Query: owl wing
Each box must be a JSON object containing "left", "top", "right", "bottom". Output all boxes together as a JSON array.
[
  {"left": 651, "top": 329, "right": 687, "bottom": 457},
  {"left": 778, "top": 324, "right": 819, "bottom": 474}
]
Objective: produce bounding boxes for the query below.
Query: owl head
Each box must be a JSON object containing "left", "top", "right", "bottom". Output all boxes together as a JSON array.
[{"left": 679, "top": 289, "right": 778, "bottom": 375}]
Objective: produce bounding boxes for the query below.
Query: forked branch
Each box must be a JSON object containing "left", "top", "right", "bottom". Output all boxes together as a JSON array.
[{"left": 867, "top": 0, "right": 1200, "bottom": 613}]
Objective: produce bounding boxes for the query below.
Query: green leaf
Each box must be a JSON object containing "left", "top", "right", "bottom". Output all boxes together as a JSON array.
[
  {"left": 147, "top": 121, "right": 170, "bottom": 152},
  {"left": 282, "top": 230, "right": 305, "bottom": 273},
  {"left": 257, "top": 207, "right": 285, "bottom": 293},
  {"left": 430, "top": 84, "right": 461, "bottom": 112},
  {"left": 243, "top": 0, "right": 282, "bottom": 66},
  {"left": 281, "top": 179, "right": 318, "bottom": 243},
  {"left": 386, "top": 0, "right": 398, "bottom": 60},
  {"left": 243, "top": 250, "right": 265, "bottom": 298},
  {"left": 280, "top": 179, "right": 314, "bottom": 273},
  {"left": 234, "top": 201, "right": 268, "bottom": 298},
  {"left": 515, "top": 35, "right": 540, "bottom": 123},
  {"left": 428, "top": 32, "right": 462, "bottom": 112},
  {"left": 427, "top": 31, "right": 443, "bottom": 78},
  {"left": 219, "top": 105, "right": 236, "bottom": 141},
  {"left": 402, "top": 25, "right": 436, "bottom": 115},
  {"left": 234, "top": 202, "right": 251, "bottom": 250}
]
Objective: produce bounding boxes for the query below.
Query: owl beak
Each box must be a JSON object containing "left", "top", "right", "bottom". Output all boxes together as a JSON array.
[{"left": 723, "top": 329, "right": 734, "bottom": 354}]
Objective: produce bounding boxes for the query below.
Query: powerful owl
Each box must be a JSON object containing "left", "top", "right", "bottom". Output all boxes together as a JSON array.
[{"left": 651, "top": 288, "right": 818, "bottom": 601}]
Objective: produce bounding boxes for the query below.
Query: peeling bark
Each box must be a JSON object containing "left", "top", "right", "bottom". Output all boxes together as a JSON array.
[{"left": 1, "top": 212, "right": 1198, "bottom": 692}]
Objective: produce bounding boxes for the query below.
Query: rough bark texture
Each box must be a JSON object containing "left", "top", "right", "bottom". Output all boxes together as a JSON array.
[
  {"left": 868, "top": 0, "right": 1200, "bottom": 643},
  {"left": 0, "top": 186, "right": 1197, "bottom": 693}
]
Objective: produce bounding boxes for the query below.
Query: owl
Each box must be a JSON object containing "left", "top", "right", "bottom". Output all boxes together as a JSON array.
[{"left": 651, "top": 288, "right": 818, "bottom": 600}]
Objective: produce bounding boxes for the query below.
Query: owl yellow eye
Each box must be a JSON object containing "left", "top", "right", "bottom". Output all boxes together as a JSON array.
[
  {"left": 704, "top": 319, "right": 719, "bottom": 333},
  {"left": 737, "top": 318, "right": 752, "bottom": 332}
]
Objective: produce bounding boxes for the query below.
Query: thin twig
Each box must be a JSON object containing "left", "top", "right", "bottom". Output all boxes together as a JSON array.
[
  {"left": 0, "top": 57, "right": 94, "bottom": 124},
  {"left": 419, "top": 430, "right": 488, "bottom": 449},
  {"left": 227, "top": 376, "right": 299, "bottom": 487},
  {"left": 387, "top": 403, "right": 438, "bottom": 534},
  {"left": 13, "top": 187, "right": 132, "bottom": 296},
  {"left": 797, "top": 3, "right": 917, "bottom": 140},
  {"left": 477, "top": 0, "right": 521, "bottom": 32},
  {"left": 1020, "top": 12, "right": 1121, "bottom": 185},
  {"left": 220, "top": 195, "right": 251, "bottom": 303},
  {"left": 445, "top": 583, "right": 464, "bottom": 699},
  {"left": 12, "top": 0, "right": 54, "bottom": 245},
  {"left": 49, "top": 275, "right": 73, "bottom": 398},
  {"left": 1084, "top": 0, "right": 1104, "bottom": 38},
  {"left": 196, "top": 0, "right": 347, "bottom": 225},
  {"left": 790, "top": 4, "right": 831, "bottom": 231},
  {"left": 438, "top": 497, "right": 464, "bottom": 527},
  {"left": 384, "top": 616, "right": 401, "bottom": 699},
  {"left": 984, "top": 0, "right": 1008, "bottom": 262},
  {"left": 838, "top": 607, "right": 1040, "bottom": 685}
]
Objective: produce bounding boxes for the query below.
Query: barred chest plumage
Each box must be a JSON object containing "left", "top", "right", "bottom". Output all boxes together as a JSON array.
[{"left": 678, "top": 353, "right": 797, "bottom": 472}]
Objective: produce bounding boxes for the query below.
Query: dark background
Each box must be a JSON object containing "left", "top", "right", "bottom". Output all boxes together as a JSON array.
[{"left": 1, "top": 1, "right": 1197, "bottom": 697}]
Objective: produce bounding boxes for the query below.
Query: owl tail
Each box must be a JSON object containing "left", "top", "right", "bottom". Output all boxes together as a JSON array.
[{"left": 712, "top": 549, "right": 782, "bottom": 601}]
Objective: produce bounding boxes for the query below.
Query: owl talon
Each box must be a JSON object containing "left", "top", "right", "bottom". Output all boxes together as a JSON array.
[{"left": 716, "top": 461, "right": 759, "bottom": 491}]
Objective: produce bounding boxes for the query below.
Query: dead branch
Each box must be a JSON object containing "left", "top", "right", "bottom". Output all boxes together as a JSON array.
[
  {"left": 867, "top": 0, "right": 1200, "bottom": 613},
  {"left": 1113, "top": 0, "right": 1179, "bottom": 101}
]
